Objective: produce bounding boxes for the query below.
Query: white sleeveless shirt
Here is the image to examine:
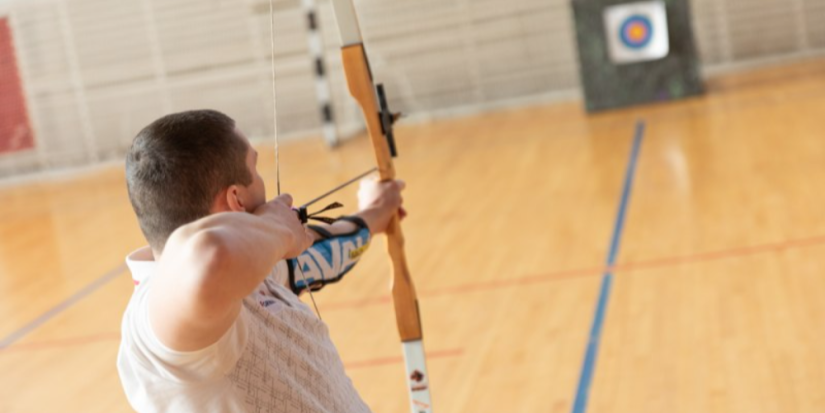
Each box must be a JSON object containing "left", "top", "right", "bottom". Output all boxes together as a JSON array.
[{"left": 117, "top": 247, "right": 372, "bottom": 413}]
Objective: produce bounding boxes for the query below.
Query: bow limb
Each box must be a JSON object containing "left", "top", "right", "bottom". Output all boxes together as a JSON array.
[{"left": 330, "top": 2, "right": 432, "bottom": 412}]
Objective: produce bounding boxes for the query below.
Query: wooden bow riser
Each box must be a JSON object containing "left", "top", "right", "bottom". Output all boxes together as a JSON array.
[{"left": 340, "top": 44, "right": 424, "bottom": 342}]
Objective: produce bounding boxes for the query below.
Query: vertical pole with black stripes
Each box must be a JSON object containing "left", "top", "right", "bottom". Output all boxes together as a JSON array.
[{"left": 301, "top": 0, "right": 339, "bottom": 147}]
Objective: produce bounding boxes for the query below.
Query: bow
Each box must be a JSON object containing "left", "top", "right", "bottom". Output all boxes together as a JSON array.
[{"left": 327, "top": 2, "right": 434, "bottom": 412}]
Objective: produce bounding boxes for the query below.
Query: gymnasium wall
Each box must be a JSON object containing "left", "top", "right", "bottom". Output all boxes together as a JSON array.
[{"left": 1, "top": 0, "right": 824, "bottom": 179}]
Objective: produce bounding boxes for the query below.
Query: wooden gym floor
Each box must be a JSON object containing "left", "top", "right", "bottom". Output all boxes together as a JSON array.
[{"left": 2, "top": 58, "right": 825, "bottom": 413}]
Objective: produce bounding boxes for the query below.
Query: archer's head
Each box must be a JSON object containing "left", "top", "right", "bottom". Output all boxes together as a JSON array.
[{"left": 125, "top": 110, "right": 266, "bottom": 255}]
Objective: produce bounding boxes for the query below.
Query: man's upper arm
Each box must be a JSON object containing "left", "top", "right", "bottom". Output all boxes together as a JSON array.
[{"left": 147, "top": 226, "right": 242, "bottom": 352}]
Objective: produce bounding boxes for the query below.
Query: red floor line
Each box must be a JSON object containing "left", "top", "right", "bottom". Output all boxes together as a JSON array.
[
  {"left": 323, "top": 234, "right": 825, "bottom": 310},
  {"left": 0, "top": 332, "right": 121, "bottom": 354},
  {"left": 6, "top": 234, "right": 825, "bottom": 354},
  {"left": 616, "top": 234, "right": 825, "bottom": 273},
  {"left": 322, "top": 266, "right": 606, "bottom": 311},
  {"left": 426, "top": 266, "right": 606, "bottom": 298},
  {"left": 0, "top": 332, "right": 464, "bottom": 371},
  {"left": 0, "top": 263, "right": 127, "bottom": 350}
]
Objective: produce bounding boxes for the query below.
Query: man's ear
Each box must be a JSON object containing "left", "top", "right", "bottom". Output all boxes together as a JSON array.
[{"left": 225, "top": 185, "right": 246, "bottom": 212}]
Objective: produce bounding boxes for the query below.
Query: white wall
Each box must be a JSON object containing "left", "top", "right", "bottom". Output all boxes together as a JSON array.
[{"left": 1, "top": 0, "right": 824, "bottom": 178}]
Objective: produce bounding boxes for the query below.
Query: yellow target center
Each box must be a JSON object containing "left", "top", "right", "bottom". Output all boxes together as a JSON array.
[{"left": 629, "top": 24, "right": 647, "bottom": 41}]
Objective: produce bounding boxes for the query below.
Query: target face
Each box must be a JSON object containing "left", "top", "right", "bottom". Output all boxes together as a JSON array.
[
  {"left": 604, "top": 1, "right": 669, "bottom": 64},
  {"left": 620, "top": 15, "right": 653, "bottom": 49}
]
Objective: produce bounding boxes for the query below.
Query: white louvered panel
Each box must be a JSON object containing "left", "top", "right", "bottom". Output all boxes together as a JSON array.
[
  {"left": 316, "top": 3, "right": 342, "bottom": 48},
  {"left": 10, "top": 4, "right": 73, "bottom": 94},
  {"left": 0, "top": 160, "right": 12, "bottom": 179},
  {"left": 383, "top": 47, "right": 474, "bottom": 96},
  {"left": 0, "top": 151, "right": 40, "bottom": 178},
  {"left": 373, "top": 74, "right": 464, "bottom": 115},
  {"left": 154, "top": 0, "right": 254, "bottom": 76},
  {"left": 368, "top": 26, "right": 464, "bottom": 64},
  {"left": 85, "top": 88, "right": 167, "bottom": 158},
  {"left": 476, "top": 35, "right": 542, "bottom": 77},
  {"left": 523, "top": 34, "right": 578, "bottom": 89},
  {"left": 472, "top": 8, "right": 575, "bottom": 55},
  {"left": 33, "top": 92, "right": 94, "bottom": 168},
  {"left": 469, "top": 0, "right": 561, "bottom": 23},
  {"left": 0, "top": 161, "right": 12, "bottom": 179},
  {"left": 803, "top": 0, "right": 825, "bottom": 48},
  {"left": 6, "top": 0, "right": 825, "bottom": 179},
  {"left": 355, "top": 0, "right": 462, "bottom": 48},
  {"left": 169, "top": 73, "right": 271, "bottom": 137},
  {"left": 275, "top": 68, "right": 328, "bottom": 129},
  {"left": 153, "top": 0, "right": 258, "bottom": 19},
  {"left": 518, "top": 4, "right": 573, "bottom": 34},
  {"left": 473, "top": 16, "right": 577, "bottom": 95},
  {"left": 249, "top": 1, "right": 352, "bottom": 137},
  {"left": 404, "top": 88, "right": 478, "bottom": 112},
  {"left": 472, "top": 2, "right": 574, "bottom": 100},
  {"left": 273, "top": 57, "right": 319, "bottom": 132},
  {"left": 725, "top": 0, "right": 799, "bottom": 59},
  {"left": 482, "top": 70, "right": 562, "bottom": 101},
  {"left": 254, "top": 8, "right": 311, "bottom": 59},
  {"left": 275, "top": 53, "right": 326, "bottom": 78},
  {"left": 393, "top": 82, "right": 475, "bottom": 114},
  {"left": 355, "top": 0, "right": 448, "bottom": 27},
  {"left": 66, "top": 0, "right": 155, "bottom": 88},
  {"left": 475, "top": 38, "right": 561, "bottom": 89},
  {"left": 470, "top": 2, "right": 564, "bottom": 87},
  {"left": 689, "top": 0, "right": 728, "bottom": 65}
]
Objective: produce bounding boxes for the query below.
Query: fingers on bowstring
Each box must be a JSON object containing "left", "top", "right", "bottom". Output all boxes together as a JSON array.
[{"left": 274, "top": 193, "right": 293, "bottom": 207}]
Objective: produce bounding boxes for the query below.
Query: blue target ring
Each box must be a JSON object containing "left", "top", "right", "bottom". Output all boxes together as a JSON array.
[{"left": 619, "top": 15, "right": 653, "bottom": 49}]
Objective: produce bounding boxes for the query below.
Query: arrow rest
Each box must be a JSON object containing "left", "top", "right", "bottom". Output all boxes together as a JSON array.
[{"left": 295, "top": 201, "right": 344, "bottom": 225}]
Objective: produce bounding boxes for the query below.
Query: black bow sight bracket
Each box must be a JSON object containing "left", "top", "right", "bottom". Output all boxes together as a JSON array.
[
  {"left": 295, "top": 202, "right": 344, "bottom": 225},
  {"left": 296, "top": 206, "right": 309, "bottom": 224},
  {"left": 376, "top": 83, "right": 400, "bottom": 158}
]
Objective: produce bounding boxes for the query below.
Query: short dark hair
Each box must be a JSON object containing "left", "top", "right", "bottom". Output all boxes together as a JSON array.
[{"left": 126, "top": 110, "right": 252, "bottom": 252}]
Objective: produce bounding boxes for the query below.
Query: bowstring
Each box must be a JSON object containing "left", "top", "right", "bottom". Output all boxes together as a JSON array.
[
  {"left": 268, "top": 0, "right": 280, "bottom": 196},
  {"left": 295, "top": 260, "right": 323, "bottom": 322},
  {"left": 269, "top": 0, "right": 322, "bottom": 320}
]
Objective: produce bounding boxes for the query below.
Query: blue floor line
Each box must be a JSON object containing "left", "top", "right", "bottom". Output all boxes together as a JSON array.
[{"left": 571, "top": 120, "right": 645, "bottom": 413}]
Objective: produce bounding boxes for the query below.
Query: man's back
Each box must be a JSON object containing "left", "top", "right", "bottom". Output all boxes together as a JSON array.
[{"left": 117, "top": 248, "right": 371, "bottom": 413}]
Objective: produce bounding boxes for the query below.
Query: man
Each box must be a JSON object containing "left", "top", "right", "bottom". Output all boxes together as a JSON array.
[{"left": 117, "top": 109, "right": 404, "bottom": 412}]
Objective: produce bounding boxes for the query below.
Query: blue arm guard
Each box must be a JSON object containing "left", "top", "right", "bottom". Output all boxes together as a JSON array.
[{"left": 287, "top": 216, "right": 371, "bottom": 295}]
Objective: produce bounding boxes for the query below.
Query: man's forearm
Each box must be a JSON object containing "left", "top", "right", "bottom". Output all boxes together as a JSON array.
[{"left": 308, "top": 208, "right": 381, "bottom": 240}]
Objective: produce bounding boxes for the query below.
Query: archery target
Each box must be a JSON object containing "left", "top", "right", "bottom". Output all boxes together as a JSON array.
[{"left": 603, "top": 1, "right": 669, "bottom": 64}]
